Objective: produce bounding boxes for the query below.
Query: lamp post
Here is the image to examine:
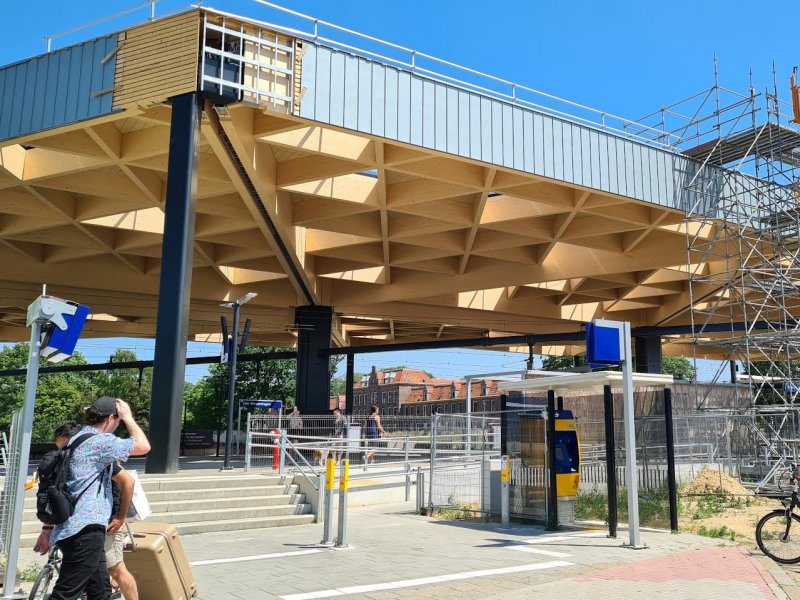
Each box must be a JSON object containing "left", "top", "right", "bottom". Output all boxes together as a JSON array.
[{"left": 221, "top": 292, "right": 256, "bottom": 469}]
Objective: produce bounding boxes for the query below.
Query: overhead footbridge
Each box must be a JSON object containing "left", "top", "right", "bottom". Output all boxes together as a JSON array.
[{"left": 0, "top": 5, "right": 790, "bottom": 470}]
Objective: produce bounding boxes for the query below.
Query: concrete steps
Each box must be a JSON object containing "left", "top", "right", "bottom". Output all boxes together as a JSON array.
[{"left": 18, "top": 473, "right": 314, "bottom": 547}]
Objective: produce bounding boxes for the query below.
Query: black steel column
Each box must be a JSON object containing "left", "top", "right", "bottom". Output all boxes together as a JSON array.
[
  {"left": 729, "top": 360, "right": 738, "bottom": 383},
  {"left": 546, "top": 389, "right": 558, "bottom": 529},
  {"left": 146, "top": 92, "right": 200, "bottom": 474},
  {"left": 664, "top": 387, "right": 679, "bottom": 532},
  {"left": 603, "top": 384, "right": 618, "bottom": 538},
  {"left": 223, "top": 304, "right": 240, "bottom": 469},
  {"left": 500, "top": 394, "right": 508, "bottom": 456},
  {"left": 295, "top": 305, "right": 333, "bottom": 413},
  {"left": 634, "top": 336, "right": 662, "bottom": 374},
  {"left": 345, "top": 354, "right": 354, "bottom": 414},
  {"left": 556, "top": 396, "right": 564, "bottom": 412}
]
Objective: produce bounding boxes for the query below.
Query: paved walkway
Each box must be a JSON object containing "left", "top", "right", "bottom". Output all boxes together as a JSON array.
[{"left": 170, "top": 502, "right": 789, "bottom": 600}]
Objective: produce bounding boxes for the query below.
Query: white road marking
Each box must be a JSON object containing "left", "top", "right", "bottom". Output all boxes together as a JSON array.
[
  {"left": 190, "top": 548, "right": 323, "bottom": 566},
  {"left": 508, "top": 546, "right": 573, "bottom": 558},
  {"left": 530, "top": 532, "right": 607, "bottom": 544},
  {"left": 280, "top": 561, "right": 573, "bottom": 600}
]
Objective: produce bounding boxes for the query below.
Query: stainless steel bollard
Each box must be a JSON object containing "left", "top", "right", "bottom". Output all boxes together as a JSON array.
[
  {"left": 500, "top": 454, "right": 510, "bottom": 529},
  {"left": 416, "top": 468, "right": 425, "bottom": 513},
  {"left": 335, "top": 459, "right": 350, "bottom": 548},
  {"left": 320, "top": 458, "right": 335, "bottom": 543}
]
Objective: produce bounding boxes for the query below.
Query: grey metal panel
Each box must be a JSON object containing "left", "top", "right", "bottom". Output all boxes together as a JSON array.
[
  {"left": 512, "top": 107, "right": 524, "bottom": 172},
  {"left": 384, "top": 67, "right": 398, "bottom": 139},
  {"left": 533, "top": 113, "right": 544, "bottom": 175},
  {"left": 340, "top": 53, "right": 355, "bottom": 127},
  {"left": 522, "top": 110, "right": 534, "bottom": 173},
  {"left": 543, "top": 116, "right": 554, "bottom": 179},
  {"left": 358, "top": 59, "right": 373, "bottom": 133},
  {"left": 446, "top": 87, "right": 459, "bottom": 155},
  {"left": 421, "top": 80, "right": 435, "bottom": 149},
  {"left": 298, "top": 41, "right": 788, "bottom": 213},
  {"left": 432, "top": 83, "right": 444, "bottom": 152},
  {"left": 0, "top": 34, "right": 117, "bottom": 142},
  {"left": 371, "top": 62, "right": 385, "bottom": 138},
  {"left": 457, "top": 91, "right": 470, "bottom": 157},
  {"left": 410, "top": 77, "right": 423, "bottom": 146},
  {"left": 469, "top": 94, "right": 481, "bottom": 161},
  {"left": 491, "top": 102, "right": 503, "bottom": 167}
]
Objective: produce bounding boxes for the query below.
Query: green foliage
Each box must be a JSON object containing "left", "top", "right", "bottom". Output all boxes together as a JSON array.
[
  {"left": 0, "top": 341, "right": 298, "bottom": 443},
  {"left": 20, "top": 563, "right": 42, "bottom": 582},
  {"left": 0, "top": 344, "right": 94, "bottom": 443},
  {"left": 689, "top": 492, "right": 751, "bottom": 520},
  {"left": 541, "top": 355, "right": 587, "bottom": 371},
  {"left": 575, "top": 487, "right": 677, "bottom": 530},
  {"left": 184, "top": 346, "right": 298, "bottom": 430},
  {"left": 697, "top": 525, "right": 736, "bottom": 541},
  {"left": 662, "top": 356, "right": 695, "bottom": 381}
]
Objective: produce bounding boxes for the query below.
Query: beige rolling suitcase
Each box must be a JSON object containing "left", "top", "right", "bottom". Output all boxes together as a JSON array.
[{"left": 124, "top": 522, "right": 197, "bottom": 600}]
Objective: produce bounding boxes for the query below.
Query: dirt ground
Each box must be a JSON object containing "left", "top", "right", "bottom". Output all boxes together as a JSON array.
[{"left": 679, "top": 467, "right": 779, "bottom": 549}]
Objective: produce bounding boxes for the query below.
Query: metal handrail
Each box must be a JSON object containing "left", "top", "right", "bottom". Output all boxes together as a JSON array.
[
  {"left": 275, "top": 430, "right": 319, "bottom": 490},
  {"left": 249, "top": 0, "right": 683, "bottom": 149}
]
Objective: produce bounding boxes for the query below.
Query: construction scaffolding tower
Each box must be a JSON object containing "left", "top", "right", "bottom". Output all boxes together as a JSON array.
[{"left": 636, "top": 63, "right": 800, "bottom": 412}]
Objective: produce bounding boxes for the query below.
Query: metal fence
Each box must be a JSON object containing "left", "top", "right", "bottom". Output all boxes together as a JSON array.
[
  {"left": 0, "top": 410, "right": 23, "bottom": 558},
  {"left": 245, "top": 407, "right": 800, "bottom": 517}
]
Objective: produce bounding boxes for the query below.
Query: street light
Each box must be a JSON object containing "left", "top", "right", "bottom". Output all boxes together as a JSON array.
[{"left": 220, "top": 292, "right": 257, "bottom": 470}]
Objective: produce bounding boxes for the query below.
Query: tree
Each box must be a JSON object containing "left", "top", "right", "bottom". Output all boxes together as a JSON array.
[
  {"left": 541, "top": 355, "right": 587, "bottom": 371},
  {"left": 330, "top": 372, "right": 366, "bottom": 396},
  {"left": 662, "top": 356, "right": 695, "bottom": 381},
  {"left": 0, "top": 343, "right": 95, "bottom": 442},
  {"left": 184, "top": 346, "right": 297, "bottom": 430},
  {"left": 91, "top": 349, "right": 152, "bottom": 432}
]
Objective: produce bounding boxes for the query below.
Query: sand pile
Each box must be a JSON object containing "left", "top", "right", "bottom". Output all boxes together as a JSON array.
[{"left": 682, "top": 466, "right": 752, "bottom": 496}]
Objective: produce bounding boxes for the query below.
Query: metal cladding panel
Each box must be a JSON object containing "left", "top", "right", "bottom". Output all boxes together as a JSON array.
[
  {"left": 299, "top": 42, "right": 789, "bottom": 213},
  {"left": 0, "top": 35, "right": 117, "bottom": 142}
]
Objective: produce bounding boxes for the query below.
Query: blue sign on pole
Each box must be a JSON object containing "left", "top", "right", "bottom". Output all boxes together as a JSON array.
[
  {"left": 586, "top": 322, "right": 621, "bottom": 365},
  {"left": 239, "top": 400, "right": 282, "bottom": 410}
]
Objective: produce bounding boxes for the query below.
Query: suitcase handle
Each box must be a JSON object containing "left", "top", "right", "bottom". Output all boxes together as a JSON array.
[{"left": 124, "top": 521, "right": 137, "bottom": 552}]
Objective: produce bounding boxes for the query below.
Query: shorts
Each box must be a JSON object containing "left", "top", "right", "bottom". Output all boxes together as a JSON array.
[{"left": 103, "top": 531, "right": 126, "bottom": 568}]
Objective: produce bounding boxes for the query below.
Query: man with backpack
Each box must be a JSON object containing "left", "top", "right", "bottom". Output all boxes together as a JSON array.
[{"left": 33, "top": 397, "right": 150, "bottom": 599}]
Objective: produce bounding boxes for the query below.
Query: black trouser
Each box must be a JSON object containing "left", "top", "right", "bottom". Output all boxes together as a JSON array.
[{"left": 50, "top": 525, "right": 112, "bottom": 600}]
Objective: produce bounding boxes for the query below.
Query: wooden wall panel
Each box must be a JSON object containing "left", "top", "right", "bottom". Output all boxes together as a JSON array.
[{"left": 112, "top": 10, "right": 200, "bottom": 109}]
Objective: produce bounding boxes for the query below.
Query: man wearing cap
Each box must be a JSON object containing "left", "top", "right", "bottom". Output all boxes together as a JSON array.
[{"left": 46, "top": 397, "right": 151, "bottom": 600}]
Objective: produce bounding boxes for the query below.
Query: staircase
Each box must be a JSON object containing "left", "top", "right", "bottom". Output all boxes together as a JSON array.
[{"left": 18, "top": 473, "right": 314, "bottom": 548}]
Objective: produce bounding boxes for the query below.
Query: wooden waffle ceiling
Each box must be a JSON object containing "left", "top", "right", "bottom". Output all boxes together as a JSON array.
[{"left": 0, "top": 102, "right": 725, "bottom": 354}]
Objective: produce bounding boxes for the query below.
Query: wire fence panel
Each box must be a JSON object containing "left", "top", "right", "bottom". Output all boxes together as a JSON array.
[
  {"left": 0, "top": 410, "right": 23, "bottom": 558},
  {"left": 428, "top": 414, "right": 501, "bottom": 515}
]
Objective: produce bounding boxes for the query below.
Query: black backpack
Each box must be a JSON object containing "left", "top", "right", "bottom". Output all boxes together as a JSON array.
[{"left": 36, "top": 433, "right": 105, "bottom": 525}]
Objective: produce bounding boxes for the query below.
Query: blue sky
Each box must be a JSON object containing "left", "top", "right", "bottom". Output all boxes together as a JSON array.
[{"left": 4, "top": 0, "right": 795, "bottom": 382}]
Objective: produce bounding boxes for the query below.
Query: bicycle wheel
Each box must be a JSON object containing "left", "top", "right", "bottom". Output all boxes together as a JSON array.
[
  {"left": 756, "top": 510, "right": 800, "bottom": 564},
  {"left": 28, "top": 564, "right": 55, "bottom": 600}
]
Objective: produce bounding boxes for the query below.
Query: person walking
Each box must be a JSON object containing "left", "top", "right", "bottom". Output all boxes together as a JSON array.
[
  {"left": 35, "top": 397, "right": 150, "bottom": 600},
  {"left": 332, "top": 408, "right": 346, "bottom": 465},
  {"left": 364, "top": 405, "right": 386, "bottom": 464}
]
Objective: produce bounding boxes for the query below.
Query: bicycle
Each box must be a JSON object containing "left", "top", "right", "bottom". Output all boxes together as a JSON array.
[
  {"left": 756, "top": 464, "right": 800, "bottom": 564},
  {"left": 28, "top": 526, "right": 131, "bottom": 600}
]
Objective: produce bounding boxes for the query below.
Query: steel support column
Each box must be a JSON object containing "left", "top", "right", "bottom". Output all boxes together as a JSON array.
[
  {"left": 603, "top": 384, "right": 618, "bottom": 538},
  {"left": 345, "top": 354, "right": 354, "bottom": 414},
  {"left": 546, "top": 389, "right": 558, "bottom": 529},
  {"left": 634, "top": 335, "right": 662, "bottom": 374},
  {"left": 295, "top": 305, "right": 333, "bottom": 413},
  {"left": 146, "top": 92, "right": 200, "bottom": 474}
]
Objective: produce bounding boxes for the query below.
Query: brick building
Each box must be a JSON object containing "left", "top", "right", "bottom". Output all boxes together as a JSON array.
[{"left": 338, "top": 366, "right": 501, "bottom": 417}]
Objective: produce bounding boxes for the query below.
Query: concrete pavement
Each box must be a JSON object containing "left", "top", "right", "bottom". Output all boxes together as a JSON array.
[{"left": 167, "top": 501, "right": 791, "bottom": 600}]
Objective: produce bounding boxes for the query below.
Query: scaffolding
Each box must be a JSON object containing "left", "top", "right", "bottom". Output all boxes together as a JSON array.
[{"left": 636, "top": 63, "right": 800, "bottom": 453}]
